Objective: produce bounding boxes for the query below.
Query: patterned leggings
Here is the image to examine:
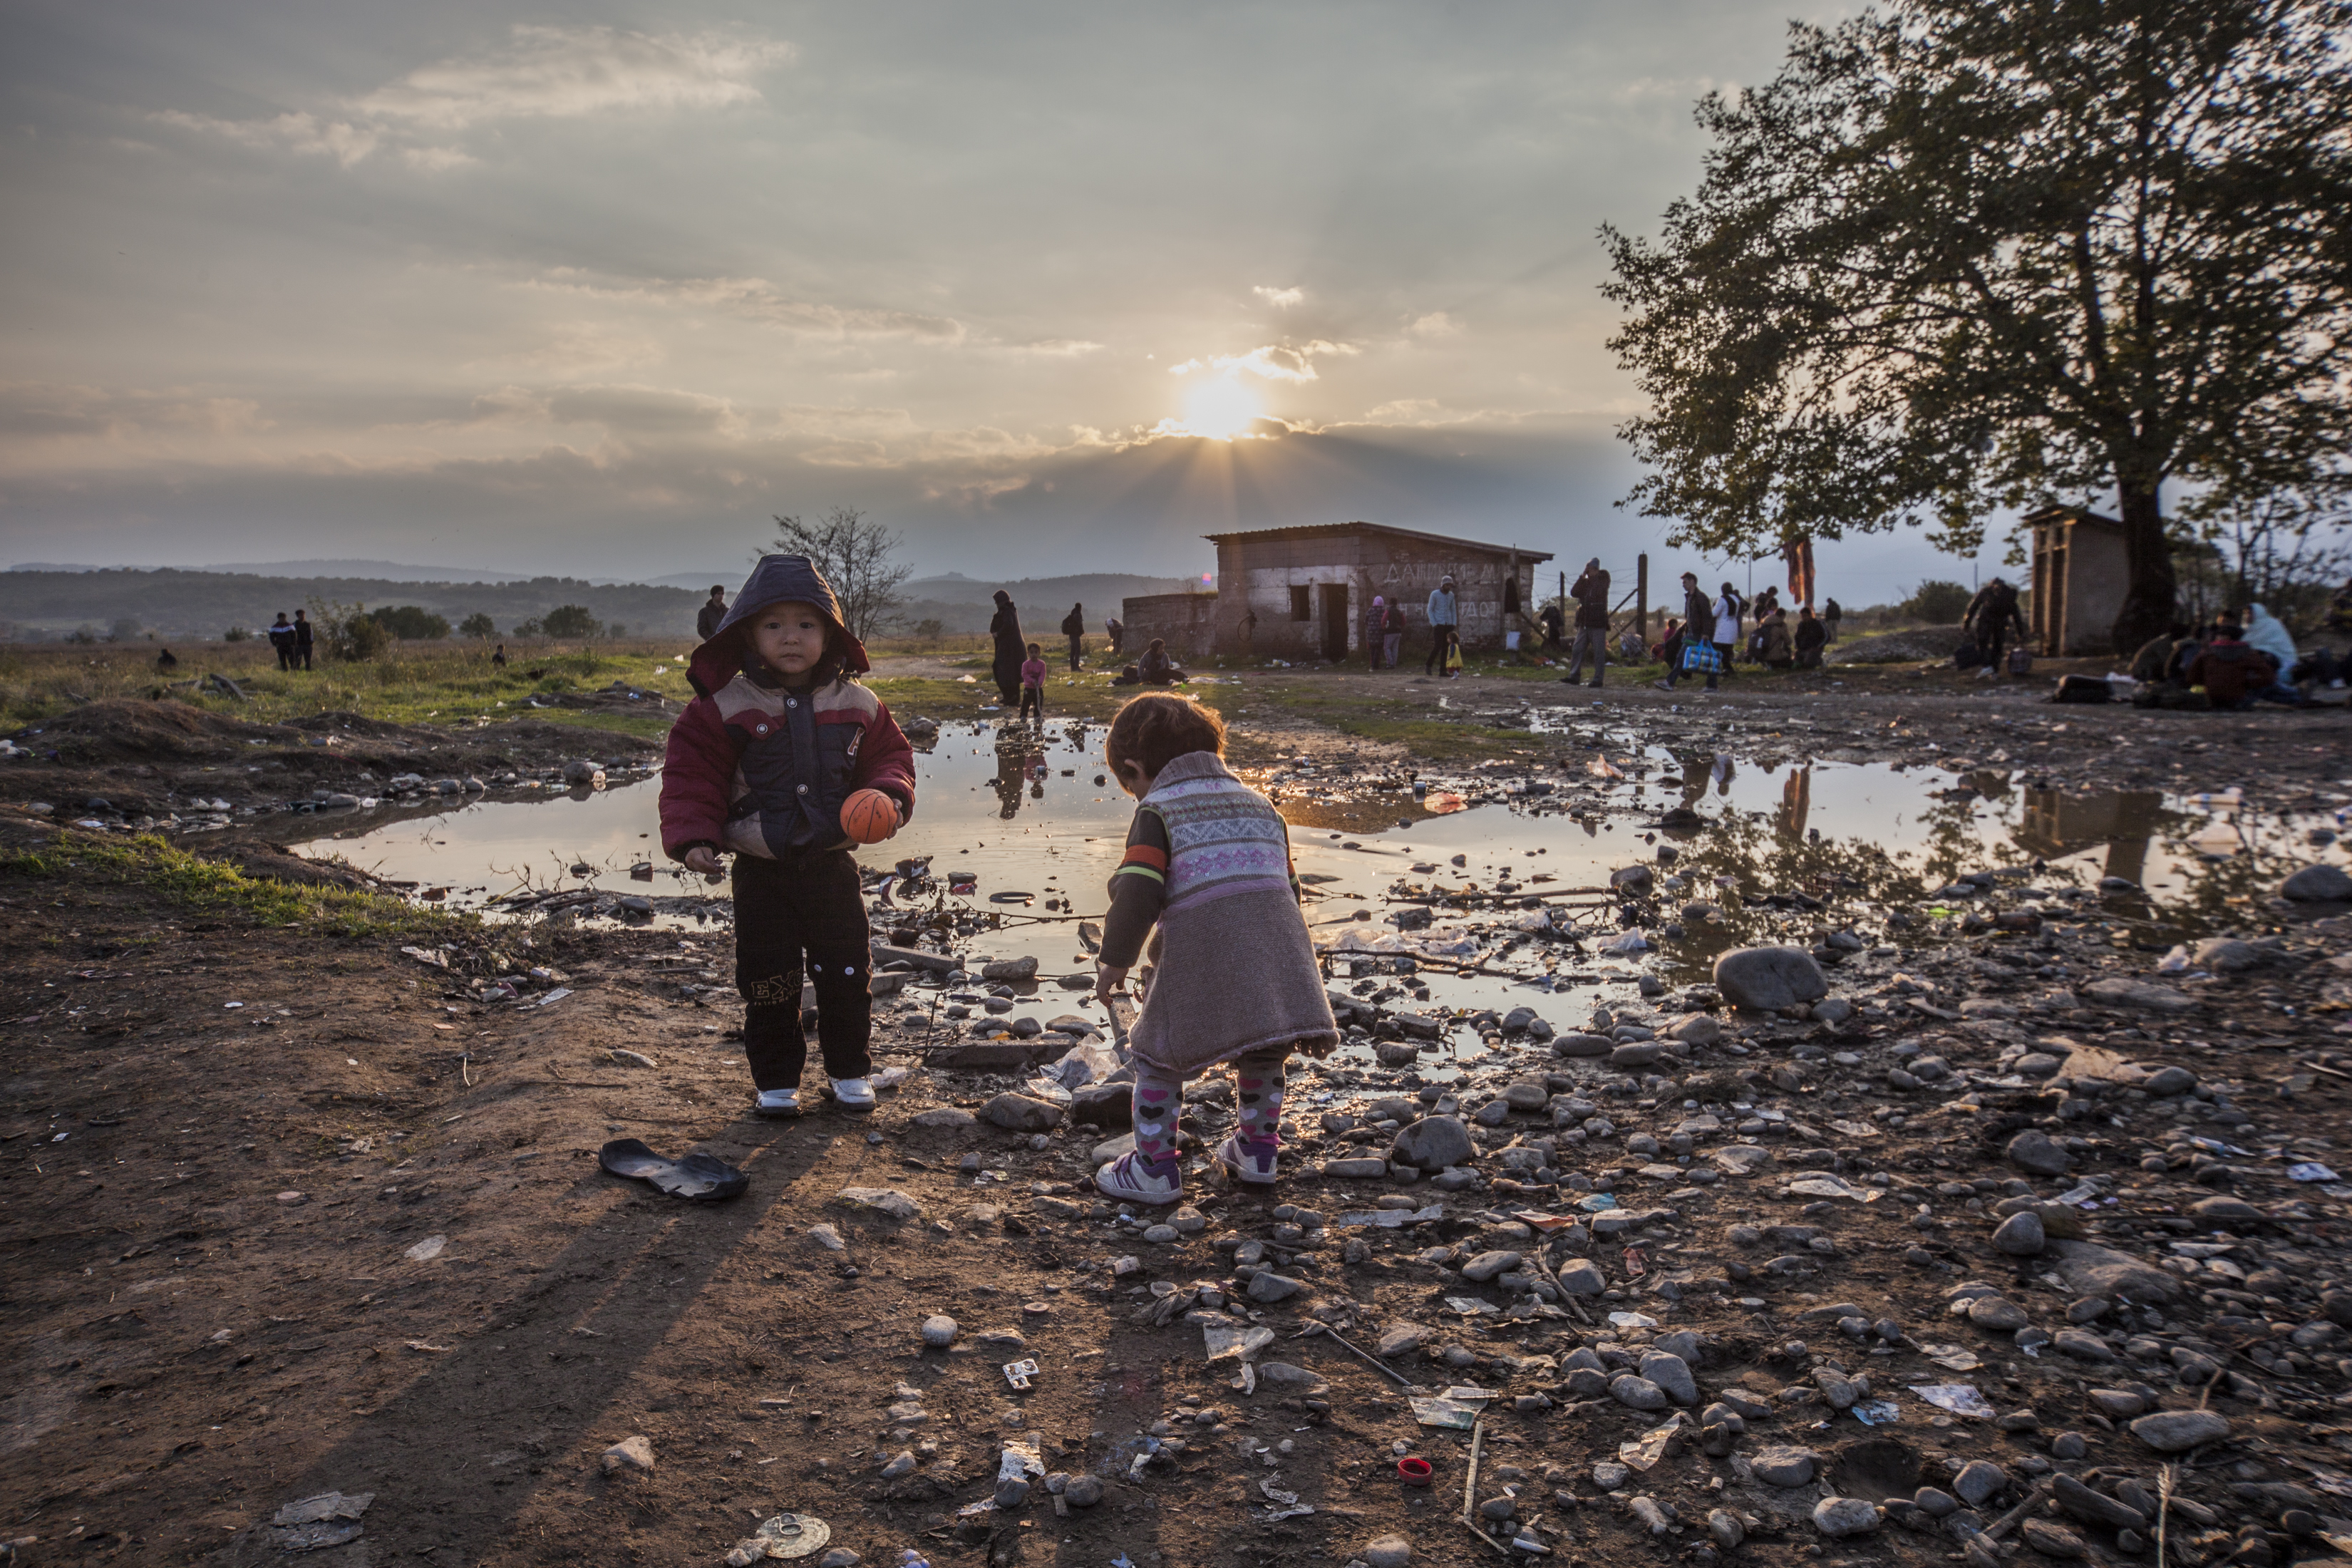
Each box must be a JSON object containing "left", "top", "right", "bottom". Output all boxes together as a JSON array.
[{"left": 1129, "top": 1048, "right": 1290, "bottom": 1170}]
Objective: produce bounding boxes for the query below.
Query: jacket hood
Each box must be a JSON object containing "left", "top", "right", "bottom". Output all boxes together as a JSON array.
[{"left": 687, "top": 553, "right": 869, "bottom": 697}]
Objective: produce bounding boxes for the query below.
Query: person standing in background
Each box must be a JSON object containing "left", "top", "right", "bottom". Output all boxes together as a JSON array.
[
  {"left": 1061, "top": 603, "right": 1086, "bottom": 671},
  {"left": 1562, "top": 557, "right": 1611, "bottom": 688},
  {"left": 268, "top": 612, "right": 296, "bottom": 671},
  {"left": 989, "top": 590, "right": 1026, "bottom": 704},
  {"left": 1423, "top": 574, "right": 1460, "bottom": 676},
  {"left": 1822, "top": 597, "right": 1843, "bottom": 643},
  {"left": 1364, "top": 595, "right": 1388, "bottom": 669},
  {"left": 293, "top": 609, "right": 314, "bottom": 671},
  {"left": 1713, "top": 582, "right": 1744, "bottom": 675},
  {"left": 1382, "top": 597, "right": 1405, "bottom": 670},
  {"left": 697, "top": 585, "right": 729, "bottom": 640}
]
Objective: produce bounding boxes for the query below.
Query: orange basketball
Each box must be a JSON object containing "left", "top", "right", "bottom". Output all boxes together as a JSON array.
[{"left": 840, "top": 788, "right": 900, "bottom": 845}]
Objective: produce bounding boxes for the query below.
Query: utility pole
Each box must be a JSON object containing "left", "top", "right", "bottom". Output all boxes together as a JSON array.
[{"left": 1636, "top": 553, "right": 1648, "bottom": 637}]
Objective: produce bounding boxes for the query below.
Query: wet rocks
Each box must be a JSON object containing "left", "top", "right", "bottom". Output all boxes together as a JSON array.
[
  {"left": 1609, "top": 865, "right": 1655, "bottom": 894},
  {"left": 1552, "top": 1033, "right": 1612, "bottom": 1058},
  {"left": 2046, "top": 1239, "right": 2182, "bottom": 1303},
  {"left": 2281, "top": 864, "right": 2352, "bottom": 901},
  {"left": 1812, "top": 1497, "right": 1882, "bottom": 1537},
  {"left": 920, "top": 1314, "right": 959, "bottom": 1348},
  {"left": 2130, "top": 1410, "right": 2230, "bottom": 1452},
  {"left": 1993, "top": 1210, "right": 2047, "bottom": 1255},
  {"left": 981, "top": 956, "right": 1039, "bottom": 981},
  {"left": 2006, "top": 1130, "right": 2072, "bottom": 1177},
  {"left": 981, "top": 1093, "right": 1063, "bottom": 1132},
  {"left": 1390, "top": 1115, "right": 1474, "bottom": 1172},
  {"left": 1713, "top": 946, "right": 1829, "bottom": 1010}
]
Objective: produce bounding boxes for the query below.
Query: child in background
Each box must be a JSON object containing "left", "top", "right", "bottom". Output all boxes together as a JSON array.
[
  {"left": 659, "top": 555, "right": 917, "bottom": 1118},
  {"left": 1092, "top": 694, "right": 1338, "bottom": 1204},
  {"left": 1019, "top": 641, "right": 1048, "bottom": 721}
]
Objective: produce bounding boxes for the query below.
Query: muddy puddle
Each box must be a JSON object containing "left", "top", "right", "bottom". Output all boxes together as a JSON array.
[{"left": 286, "top": 719, "right": 2347, "bottom": 1046}]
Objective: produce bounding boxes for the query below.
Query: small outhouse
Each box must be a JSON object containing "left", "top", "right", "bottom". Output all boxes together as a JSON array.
[{"left": 2025, "top": 505, "right": 2128, "bottom": 656}]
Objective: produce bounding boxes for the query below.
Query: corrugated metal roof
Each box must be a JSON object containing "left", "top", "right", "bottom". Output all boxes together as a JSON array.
[{"left": 1201, "top": 520, "right": 1553, "bottom": 562}]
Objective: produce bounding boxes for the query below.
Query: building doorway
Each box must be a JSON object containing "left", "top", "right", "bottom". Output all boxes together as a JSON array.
[{"left": 1319, "top": 584, "right": 1350, "bottom": 661}]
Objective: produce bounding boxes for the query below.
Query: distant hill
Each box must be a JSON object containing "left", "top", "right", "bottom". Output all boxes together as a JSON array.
[{"left": 0, "top": 568, "right": 706, "bottom": 641}]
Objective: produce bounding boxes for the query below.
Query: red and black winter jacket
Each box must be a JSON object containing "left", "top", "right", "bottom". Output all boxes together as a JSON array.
[{"left": 658, "top": 555, "right": 917, "bottom": 862}]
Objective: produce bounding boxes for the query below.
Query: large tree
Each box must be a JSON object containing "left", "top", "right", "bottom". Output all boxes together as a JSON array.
[{"left": 1603, "top": 0, "right": 2352, "bottom": 649}]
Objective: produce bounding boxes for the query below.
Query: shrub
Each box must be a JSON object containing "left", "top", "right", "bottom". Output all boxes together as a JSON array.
[
  {"left": 308, "top": 599, "right": 391, "bottom": 662},
  {"left": 1902, "top": 580, "right": 1974, "bottom": 623},
  {"left": 223, "top": 624, "right": 252, "bottom": 642},
  {"left": 540, "top": 604, "right": 603, "bottom": 639},
  {"left": 374, "top": 605, "right": 452, "bottom": 641}
]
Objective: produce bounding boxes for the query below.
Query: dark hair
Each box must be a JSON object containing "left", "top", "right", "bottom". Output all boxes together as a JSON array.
[{"left": 1107, "top": 692, "right": 1226, "bottom": 779}]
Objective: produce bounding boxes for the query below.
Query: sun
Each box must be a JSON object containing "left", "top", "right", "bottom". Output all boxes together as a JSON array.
[{"left": 1177, "top": 376, "right": 1264, "bottom": 440}]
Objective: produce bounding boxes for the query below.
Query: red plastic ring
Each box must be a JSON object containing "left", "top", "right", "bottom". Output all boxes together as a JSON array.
[{"left": 1398, "top": 1457, "right": 1434, "bottom": 1486}]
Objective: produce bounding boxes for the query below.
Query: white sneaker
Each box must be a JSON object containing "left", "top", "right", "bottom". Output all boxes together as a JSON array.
[
  {"left": 755, "top": 1087, "right": 801, "bottom": 1118},
  {"left": 828, "top": 1077, "right": 877, "bottom": 1112},
  {"left": 1095, "top": 1151, "right": 1182, "bottom": 1205}
]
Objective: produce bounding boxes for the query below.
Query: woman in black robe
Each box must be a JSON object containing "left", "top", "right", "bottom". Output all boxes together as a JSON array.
[{"left": 989, "top": 590, "right": 1026, "bottom": 704}]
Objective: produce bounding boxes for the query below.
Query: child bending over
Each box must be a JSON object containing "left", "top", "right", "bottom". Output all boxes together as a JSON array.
[{"left": 1092, "top": 694, "right": 1338, "bottom": 1204}]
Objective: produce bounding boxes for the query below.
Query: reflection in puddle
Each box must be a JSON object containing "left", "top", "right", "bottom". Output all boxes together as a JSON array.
[{"left": 289, "top": 721, "right": 2348, "bottom": 1047}]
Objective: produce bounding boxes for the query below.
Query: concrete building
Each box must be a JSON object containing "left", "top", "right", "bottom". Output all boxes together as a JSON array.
[
  {"left": 1120, "top": 522, "right": 1550, "bottom": 662},
  {"left": 2026, "top": 505, "right": 2128, "bottom": 655},
  {"left": 1115, "top": 592, "right": 1219, "bottom": 662}
]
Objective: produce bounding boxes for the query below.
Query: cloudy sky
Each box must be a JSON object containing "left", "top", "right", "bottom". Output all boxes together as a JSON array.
[{"left": 0, "top": 0, "right": 2015, "bottom": 600}]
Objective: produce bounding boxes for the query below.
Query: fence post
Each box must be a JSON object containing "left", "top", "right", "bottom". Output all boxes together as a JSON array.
[{"left": 1636, "top": 553, "right": 1649, "bottom": 636}]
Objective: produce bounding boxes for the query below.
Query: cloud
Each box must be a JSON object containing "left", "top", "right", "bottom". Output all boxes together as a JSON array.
[
  {"left": 1167, "top": 340, "right": 1358, "bottom": 383},
  {"left": 1253, "top": 285, "right": 1304, "bottom": 309},
  {"left": 528, "top": 269, "right": 964, "bottom": 342},
  {"left": 543, "top": 383, "right": 745, "bottom": 438},
  {"left": 351, "top": 26, "right": 794, "bottom": 130},
  {"left": 0, "top": 383, "right": 275, "bottom": 443},
  {"left": 1406, "top": 311, "right": 1462, "bottom": 338},
  {"left": 150, "top": 25, "right": 792, "bottom": 170}
]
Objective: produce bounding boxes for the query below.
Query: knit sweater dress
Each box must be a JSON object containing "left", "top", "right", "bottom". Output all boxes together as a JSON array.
[{"left": 1100, "top": 752, "right": 1339, "bottom": 1076}]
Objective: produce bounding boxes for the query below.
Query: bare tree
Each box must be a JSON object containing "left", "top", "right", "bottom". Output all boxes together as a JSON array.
[
  {"left": 2175, "top": 485, "right": 2352, "bottom": 634},
  {"left": 768, "top": 507, "right": 913, "bottom": 642}
]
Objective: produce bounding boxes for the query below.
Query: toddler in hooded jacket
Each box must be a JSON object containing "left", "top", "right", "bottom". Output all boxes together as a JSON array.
[{"left": 659, "top": 555, "right": 917, "bottom": 1116}]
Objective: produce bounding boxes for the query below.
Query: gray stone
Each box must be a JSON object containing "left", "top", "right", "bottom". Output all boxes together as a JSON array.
[
  {"left": 1914, "top": 1488, "right": 1959, "bottom": 1518},
  {"left": 2192, "top": 938, "right": 2266, "bottom": 973},
  {"left": 1609, "top": 1375, "right": 1669, "bottom": 1410},
  {"left": 981, "top": 956, "right": 1040, "bottom": 981},
  {"left": 2129, "top": 1410, "right": 2230, "bottom": 1453},
  {"left": 1552, "top": 1033, "right": 1614, "bottom": 1058},
  {"left": 2082, "top": 978, "right": 2195, "bottom": 1013},
  {"left": 1750, "top": 1447, "right": 1819, "bottom": 1487},
  {"left": 2189, "top": 1195, "right": 2264, "bottom": 1227},
  {"left": 1953, "top": 1460, "right": 2008, "bottom": 1506},
  {"left": 1592, "top": 1461, "right": 1631, "bottom": 1490},
  {"left": 1460, "top": 1250, "right": 1523, "bottom": 1282},
  {"left": 2019, "top": 1520, "right": 2086, "bottom": 1559},
  {"left": 1812, "top": 1497, "right": 1882, "bottom": 1538},
  {"left": 818, "top": 1551, "right": 862, "bottom": 1568},
  {"left": 1361, "top": 1535, "right": 1413, "bottom": 1568},
  {"left": 981, "top": 1093, "right": 1063, "bottom": 1132},
  {"left": 1390, "top": 1115, "right": 1475, "bottom": 1172},
  {"left": 1554, "top": 1259, "right": 1606, "bottom": 1295},
  {"left": 1713, "top": 947, "right": 1829, "bottom": 1011},
  {"left": 1377, "top": 1324, "right": 1428, "bottom": 1358},
  {"left": 1611, "top": 1043, "right": 1664, "bottom": 1068},
  {"left": 1813, "top": 997, "right": 1856, "bottom": 1026},
  {"left": 2051, "top": 1329, "right": 2115, "bottom": 1362},
  {"left": 1609, "top": 865, "right": 1655, "bottom": 894},
  {"left": 2281, "top": 864, "right": 2352, "bottom": 902},
  {"left": 1247, "top": 1272, "right": 1304, "bottom": 1304},
  {"left": 911, "top": 1107, "right": 977, "bottom": 1130},
  {"left": 1065, "top": 1473, "right": 1105, "bottom": 1507},
  {"left": 1641, "top": 1351, "right": 1698, "bottom": 1405},
  {"left": 1993, "top": 1210, "right": 2047, "bottom": 1256},
  {"left": 2005, "top": 1130, "right": 2072, "bottom": 1177},
  {"left": 2088, "top": 1388, "right": 2148, "bottom": 1418},
  {"left": 1504, "top": 1080, "right": 1550, "bottom": 1111},
  {"left": 920, "top": 1314, "right": 959, "bottom": 1348},
  {"left": 2143, "top": 1066, "right": 2198, "bottom": 1096},
  {"left": 1708, "top": 1510, "right": 1745, "bottom": 1550},
  {"left": 1968, "top": 1295, "right": 2029, "bottom": 1332},
  {"left": 880, "top": 1450, "right": 917, "bottom": 1479},
  {"left": 1324, "top": 1157, "right": 1390, "bottom": 1179},
  {"left": 2046, "top": 1239, "right": 2182, "bottom": 1304},
  {"left": 602, "top": 1435, "right": 654, "bottom": 1475}
]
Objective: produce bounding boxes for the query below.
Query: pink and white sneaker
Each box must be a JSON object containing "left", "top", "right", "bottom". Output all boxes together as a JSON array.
[
  {"left": 1094, "top": 1151, "right": 1182, "bottom": 1205},
  {"left": 1217, "top": 1137, "right": 1278, "bottom": 1186}
]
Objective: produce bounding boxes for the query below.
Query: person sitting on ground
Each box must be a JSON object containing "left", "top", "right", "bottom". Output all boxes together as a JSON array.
[
  {"left": 155, "top": 647, "right": 177, "bottom": 669},
  {"left": 2130, "top": 621, "right": 2191, "bottom": 684},
  {"left": 1651, "top": 617, "right": 1684, "bottom": 666},
  {"left": 1793, "top": 605, "right": 1827, "bottom": 669},
  {"left": 1138, "top": 637, "right": 1183, "bottom": 684},
  {"left": 491, "top": 642, "right": 507, "bottom": 666},
  {"left": 2244, "top": 604, "right": 2301, "bottom": 685},
  {"left": 2289, "top": 646, "right": 2346, "bottom": 691},
  {"left": 1090, "top": 693, "right": 1338, "bottom": 1205},
  {"left": 1018, "top": 641, "right": 1047, "bottom": 721},
  {"left": 1617, "top": 625, "right": 1647, "bottom": 662},
  {"left": 1759, "top": 607, "right": 1795, "bottom": 669},
  {"left": 2186, "top": 618, "right": 2294, "bottom": 709}
]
